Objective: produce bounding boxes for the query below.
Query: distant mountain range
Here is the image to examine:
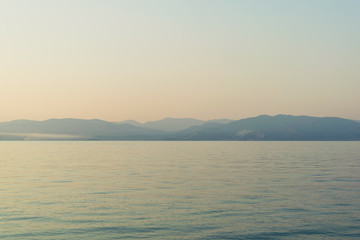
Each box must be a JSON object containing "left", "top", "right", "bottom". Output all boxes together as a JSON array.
[
  {"left": 165, "top": 115, "right": 360, "bottom": 140},
  {"left": 115, "top": 118, "right": 234, "bottom": 132},
  {"left": 0, "top": 119, "right": 165, "bottom": 140},
  {"left": 0, "top": 115, "right": 360, "bottom": 141}
]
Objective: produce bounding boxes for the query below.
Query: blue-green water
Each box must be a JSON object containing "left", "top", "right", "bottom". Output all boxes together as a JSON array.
[{"left": 1, "top": 141, "right": 359, "bottom": 239}]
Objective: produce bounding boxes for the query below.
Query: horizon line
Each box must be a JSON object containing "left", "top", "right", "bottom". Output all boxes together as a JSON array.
[{"left": 2, "top": 114, "right": 359, "bottom": 124}]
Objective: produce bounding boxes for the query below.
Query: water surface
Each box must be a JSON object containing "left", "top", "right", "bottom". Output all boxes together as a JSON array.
[{"left": 1, "top": 141, "right": 359, "bottom": 239}]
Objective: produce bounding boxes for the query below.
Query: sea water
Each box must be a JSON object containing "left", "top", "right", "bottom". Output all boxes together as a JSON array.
[{"left": 0, "top": 141, "right": 359, "bottom": 239}]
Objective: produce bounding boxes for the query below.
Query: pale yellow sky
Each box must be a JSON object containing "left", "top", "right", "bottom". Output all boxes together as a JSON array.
[{"left": 1, "top": 0, "right": 359, "bottom": 122}]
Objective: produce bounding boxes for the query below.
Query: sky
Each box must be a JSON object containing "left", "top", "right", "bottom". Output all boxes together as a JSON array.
[{"left": 1, "top": 0, "right": 359, "bottom": 122}]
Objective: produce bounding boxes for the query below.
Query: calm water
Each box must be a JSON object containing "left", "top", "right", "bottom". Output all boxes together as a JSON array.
[{"left": 1, "top": 141, "right": 360, "bottom": 239}]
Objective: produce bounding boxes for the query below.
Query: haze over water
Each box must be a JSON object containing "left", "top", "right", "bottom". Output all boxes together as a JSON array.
[{"left": 1, "top": 141, "right": 359, "bottom": 239}]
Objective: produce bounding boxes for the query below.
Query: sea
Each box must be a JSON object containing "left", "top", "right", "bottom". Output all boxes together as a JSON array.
[{"left": 1, "top": 141, "right": 359, "bottom": 239}]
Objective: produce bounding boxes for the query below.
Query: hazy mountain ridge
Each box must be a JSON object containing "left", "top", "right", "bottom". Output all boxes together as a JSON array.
[
  {"left": 0, "top": 118, "right": 166, "bottom": 140},
  {"left": 0, "top": 115, "right": 359, "bottom": 140},
  {"left": 114, "top": 120, "right": 144, "bottom": 127},
  {"left": 169, "top": 115, "right": 360, "bottom": 140},
  {"left": 115, "top": 118, "right": 234, "bottom": 132}
]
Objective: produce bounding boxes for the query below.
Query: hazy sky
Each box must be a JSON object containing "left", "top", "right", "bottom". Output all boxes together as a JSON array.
[{"left": 1, "top": 0, "right": 359, "bottom": 122}]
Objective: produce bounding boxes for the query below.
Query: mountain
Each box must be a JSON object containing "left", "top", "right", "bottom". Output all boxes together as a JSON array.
[
  {"left": 167, "top": 115, "right": 360, "bottom": 140},
  {"left": 207, "top": 119, "right": 234, "bottom": 124},
  {"left": 0, "top": 119, "right": 165, "bottom": 140},
  {"left": 143, "top": 118, "right": 205, "bottom": 132},
  {"left": 114, "top": 120, "right": 143, "bottom": 127},
  {"left": 114, "top": 118, "right": 235, "bottom": 132},
  {"left": 0, "top": 115, "right": 359, "bottom": 141}
]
